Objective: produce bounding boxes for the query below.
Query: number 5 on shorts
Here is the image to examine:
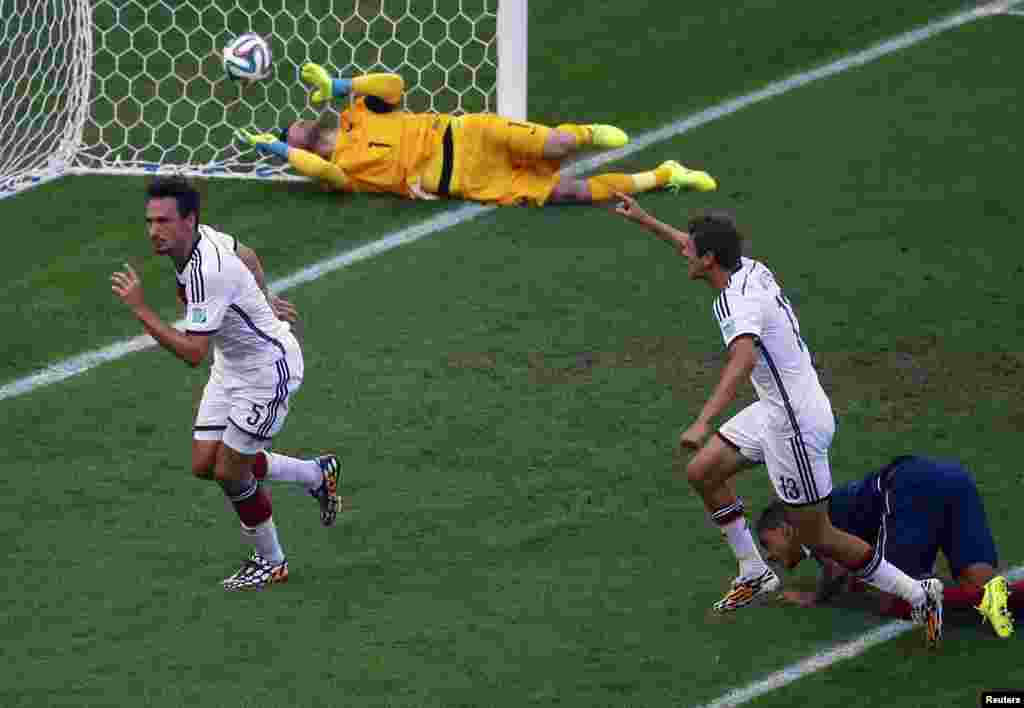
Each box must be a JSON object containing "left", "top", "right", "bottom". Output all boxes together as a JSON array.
[{"left": 246, "top": 403, "right": 265, "bottom": 426}]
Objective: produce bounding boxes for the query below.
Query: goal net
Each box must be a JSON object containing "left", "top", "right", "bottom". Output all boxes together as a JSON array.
[{"left": 1, "top": 0, "right": 526, "bottom": 199}]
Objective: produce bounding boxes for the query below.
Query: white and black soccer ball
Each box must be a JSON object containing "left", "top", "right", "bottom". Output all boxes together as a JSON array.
[{"left": 222, "top": 33, "right": 272, "bottom": 81}]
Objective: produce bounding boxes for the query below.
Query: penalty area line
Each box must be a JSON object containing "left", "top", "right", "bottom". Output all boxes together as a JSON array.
[
  {"left": 0, "top": 2, "right": 999, "bottom": 403},
  {"left": 694, "top": 565, "right": 1024, "bottom": 708}
]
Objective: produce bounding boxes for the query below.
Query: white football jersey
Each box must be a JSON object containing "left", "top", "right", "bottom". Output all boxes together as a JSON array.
[
  {"left": 713, "top": 257, "right": 831, "bottom": 431},
  {"left": 175, "top": 224, "right": 297, "bottom": 373}
]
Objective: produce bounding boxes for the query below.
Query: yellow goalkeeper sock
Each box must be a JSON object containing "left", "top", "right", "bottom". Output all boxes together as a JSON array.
[
  {"left": 635, "top": 164, "right": 674, "bottom": 191},
  {"left": 587, "top": 165, "right": 673, "bottom": 202}
]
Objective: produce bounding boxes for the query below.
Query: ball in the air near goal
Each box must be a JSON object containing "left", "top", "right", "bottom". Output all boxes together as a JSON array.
[{"left": 222, "top": 33, "right": 272, "bottom": 81}]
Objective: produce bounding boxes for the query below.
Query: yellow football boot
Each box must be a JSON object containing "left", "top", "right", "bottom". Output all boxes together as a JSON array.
[
  {"left": 661, "top": 159, "right": 718, "bottom": 193},
  {"left": 977, "top": 575, "right": 1014, "bottom": 639},
  {"left": 586, "top": 124, "right": 629, "bottom": 149}
]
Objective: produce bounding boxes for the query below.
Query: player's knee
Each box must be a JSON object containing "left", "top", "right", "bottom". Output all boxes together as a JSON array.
[
  {"left": 544, "top": 130, "right": 574, "bottom": 159},
  {"left": 191, "top": 459, "right": 215, "bottom": 479},
  {"left": 686, "top": 457, "right": 711, "bottom": 490},
  {"left": 550, "top": 178, "right": 585, "bottom": 204},
  {"left": 568, "top": 179, "right": 590, "bottom": 203},
  {"left": 212, "top": 464, "right": 235, "bottom": 482},
  {"left": 191, "top": 440, "right": 220, "bottom": 480},
  {"left": 212, "top": 445, "right": 253, "bottom": 482}
]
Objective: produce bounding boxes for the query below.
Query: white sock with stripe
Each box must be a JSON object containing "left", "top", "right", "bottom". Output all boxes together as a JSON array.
[
  {"left": 862, "top": 558, "right": 925, "bottom": 605},
  {"left": 241, "top": 517, "right": 285, "bottom": 563},
  {"left": 720, "top": 516, "right": 769, "bottom": 578},
  {"left": 262, "top": 452, "right": 322, "bottom": 492}
]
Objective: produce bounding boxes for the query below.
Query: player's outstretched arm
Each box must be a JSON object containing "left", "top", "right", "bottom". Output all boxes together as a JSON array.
[
  {"left": 301, "top": 62, "right": 404, "bottom": 107},
  {"left": 680, "top": 335, "right": 758, "bottom": 449},
  {"left": 612, "top": 193, "right": 690, "bottom": 250},
  {"left": 111, "top": 264, "right": 210, "bottom": 367},
  {"left": 351, "top": 73, "right": 404, "bottom": 106},
  {"left": 235, "top": 128, "right": 350, "bottom": 191}
]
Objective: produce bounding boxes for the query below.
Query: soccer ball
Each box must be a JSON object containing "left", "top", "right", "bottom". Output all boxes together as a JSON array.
[{"left": 222, "top": 33, "right": 272, "bottom": 81}]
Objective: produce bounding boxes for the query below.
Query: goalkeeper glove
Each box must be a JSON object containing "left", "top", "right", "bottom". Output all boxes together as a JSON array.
[
  {"left": 301, "top": 62, "right": 351, "bottom": 105},
  {"left": 235, "top": 128, "right": 289, "bottom": 159}
]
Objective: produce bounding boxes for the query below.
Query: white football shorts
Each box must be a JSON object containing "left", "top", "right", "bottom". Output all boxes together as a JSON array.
[
  {"left": 193, "top": 346, "right": 304, "bottom": 455},
  {"left": 717, "top": 399, "right": 835, "bottom": 506}
]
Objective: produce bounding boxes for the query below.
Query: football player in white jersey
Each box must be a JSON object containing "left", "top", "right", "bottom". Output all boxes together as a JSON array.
[
  {"left": 611, "top": 194, "right": 943, "bottom": 647},
  {"left": 111, "top": 176, "right": 342, "bottom": 591}
]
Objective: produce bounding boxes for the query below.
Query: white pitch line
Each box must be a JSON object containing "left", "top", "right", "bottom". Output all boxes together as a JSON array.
[
  {"left": 0, "top": 3, "right": 999, "bottom": 403},
  {"left": 696, "top": 565, "right": 1024, "bottom": 708}
]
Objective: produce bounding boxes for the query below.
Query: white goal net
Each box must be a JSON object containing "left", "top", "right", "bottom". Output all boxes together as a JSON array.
[{"left": 1, "top": 0, "right": 527, "bottom": 199}]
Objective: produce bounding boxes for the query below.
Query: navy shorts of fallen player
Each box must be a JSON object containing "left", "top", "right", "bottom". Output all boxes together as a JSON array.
[{"left": 878, "top": 456, "right": 998, "bottom": 579}]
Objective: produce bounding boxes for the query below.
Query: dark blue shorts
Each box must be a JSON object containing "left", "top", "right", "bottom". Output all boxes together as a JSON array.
[{"left": 880, "top": 457, "right": 998, "bottom": 579}]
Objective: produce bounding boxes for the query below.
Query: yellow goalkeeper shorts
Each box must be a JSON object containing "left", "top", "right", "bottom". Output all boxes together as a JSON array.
[{"left": 448, "top": 114, "right": 560, "bottom": 207}]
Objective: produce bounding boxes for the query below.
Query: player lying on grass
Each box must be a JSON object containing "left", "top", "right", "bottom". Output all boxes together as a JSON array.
[
  {"left": 110, "top": 176, "right": 342, "bottom": 590},
  {"left": 609, "top": 193, "right": 943, "bottom": 647},
  {"left": 234, "top": 63, "right": 717, "bottom": 206},
  {"left": 757, "top": 455, "right": 1016, "bottom": 638}
]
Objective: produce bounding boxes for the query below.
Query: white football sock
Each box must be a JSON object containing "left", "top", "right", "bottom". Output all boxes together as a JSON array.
[
  {"left": 720, "top": 517, "right": 769, "bottom": 577},
  {"left": 264, "top": 452, "right": 322, "bottom": 491},
  {"left": 862, "top": 558, "right": 926, "bottom": 604},
  {"left": 241, "top": 517, "right": 285, "bottom": 563}
]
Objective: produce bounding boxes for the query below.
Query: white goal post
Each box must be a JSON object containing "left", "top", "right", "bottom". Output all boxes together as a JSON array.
[{"left": 0, "top": 0, "right": 528, "bottom": 200}]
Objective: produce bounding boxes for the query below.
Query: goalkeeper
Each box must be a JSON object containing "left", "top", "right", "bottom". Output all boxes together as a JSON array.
[{"left": 234, "top": 63, "right": 717, "bottom": 206}]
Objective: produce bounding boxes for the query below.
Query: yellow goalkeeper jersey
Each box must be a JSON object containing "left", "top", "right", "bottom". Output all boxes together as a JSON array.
[
  {"left": 329, "top": 74, "right": 448, "bottom": 197},
  {"left": 289, "top": 72, "right": 560, "bottom": 205}
]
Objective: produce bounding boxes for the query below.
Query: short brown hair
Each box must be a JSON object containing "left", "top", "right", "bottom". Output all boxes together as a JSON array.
[
  {"left": 146, "top": 175, "right": 200, "bottom": 223},
  {"left": 688, "top": 210, "right": 743, "bottom": 270}
]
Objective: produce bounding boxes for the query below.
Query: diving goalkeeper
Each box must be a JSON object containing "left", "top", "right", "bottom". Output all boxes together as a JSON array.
[{"left": 234, "top": 63, "right": 717, "bottom": 206}]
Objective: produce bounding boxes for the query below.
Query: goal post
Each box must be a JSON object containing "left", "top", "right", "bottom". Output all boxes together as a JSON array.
[
  {"left": 0, "top": 0, "right": 528, "bottom": 200},
  {"left": 497, "top": 0, "right": 527, "bottom": 121}
]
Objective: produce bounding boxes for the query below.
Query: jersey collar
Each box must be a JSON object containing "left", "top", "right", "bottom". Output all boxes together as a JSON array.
[
  {"left": 175, "top": 230, "right": 202, "bottom": 274},
  {"left": 726, "top": 260, "right": 744, "bottom": 287}
]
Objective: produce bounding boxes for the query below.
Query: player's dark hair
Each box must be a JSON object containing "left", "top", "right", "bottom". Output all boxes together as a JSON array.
[
  {"left": 755, "top": 500, "right": 790, "bottom": 536},
  {"left": 146, "top": 175, "right": 200, "bottom": 224},
  {"left": 688, "top": 210, "right": 743, "bottom": 271}
]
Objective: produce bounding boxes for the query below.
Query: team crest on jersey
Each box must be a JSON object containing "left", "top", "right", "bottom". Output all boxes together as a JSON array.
[{"left": 191, "top": 308, "right": 208, "bottom": 325}]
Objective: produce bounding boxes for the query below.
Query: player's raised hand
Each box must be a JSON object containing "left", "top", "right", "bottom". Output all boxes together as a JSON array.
[
  {"left": 301, "top": 62, "right": 338, "bottom": 105},
  {"left": 679, "top": 420, "right": 710, "bottom": 450},
  {"left": 270, "top": 295, "right": 298, "bottom": 323},
  {"left": 111, "top": 263, "right": 145, "bottom": 309},
  {"left": 612, "top": 192, "right": 650, "bottom": 224}
]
